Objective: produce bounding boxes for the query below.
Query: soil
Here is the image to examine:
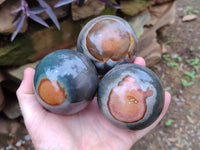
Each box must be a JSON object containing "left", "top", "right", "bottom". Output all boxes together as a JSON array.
[
  {"left": 0, "top": 0, "right": 200, "bottom": 149},
  {"left": 133, "top": 0, "right": 200, "bottom": 149}
]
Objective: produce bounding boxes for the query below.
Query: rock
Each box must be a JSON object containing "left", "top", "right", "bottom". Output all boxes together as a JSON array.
[
  {"left": 0, "top": 0, "right": 28, "bottom": 34},
  {"left": 6, "top": 144, "right": 14, "bottom": 150},
  {"left": 137, "top": 28, "right": 161, "bottom": 66},
  {"left": 71, "top": 0, "right": 105, "bottom": 21},
  {"left": 0, "top": 0, "right": 5, "bottom": 5},
  {"left": 147, "top": 1, "right": 176, "bottom": 28},
  {"left": 160, "top": 43, "right": 171, "bottom": 54},
  {"left": 1, "top": 78, "right": 20, "bottom": 93},
  {"left": 182, "top": 14, "right": 197, "bottom": 22},
  {"left": 144, "top": 46, "right": 161, "bottom": 67},
  {"left": 0, "top": 117, "right": 21, "bottom": 134},
  {"left": 0, "top": 84, "right": 5, "bottom": 111},
  {"left": 7, "top": 61, "right": 39, "bottom": 80},
  {"left": 10, "top": 121, "right": 21, "bottom": 135},
  {"left": 3, "top": 101, "right": 21, "bottom": 119},
  {"left": 138, "top": 28, "right": 157, "bottom": 52},
  {"left": 120, "top": 0, "right": 153, "bottom": 16},
  {"left": 17, "top": 146, "right": 26, "bottom": 150},
  {"left": 186, "top": 115, "right": 195, "bottom": 124},
  {"left": 6, "top": 46, "right": 75, "bottom": 81},
  {"left": 128, "top": 10, "right": 151, "bottom": 38},
  {"left": 0, "top": 72, "right": 4, "bottom": 82},
  {"left": 24, "top": 135, "right": 31, "bottom": 141},
  {"left": 16, "top": 140, "right": 25, "bottom": 147},
  {"left": 0, "top": 1, "right": 177, "bottom": 69},
  {"left": 16, "top": 141, "right": 22, "bottom": 147},
  {"left": 148, "top": 2, "right": 173, "bottom": 25},
  {"left": 0, "top": 19, "right": 80, "bottom": 66},
  {"left": 3, "top": 90, "right": 21, "bottom": 119},
  {"left": 0, "top": 118, "right": 10, "bottom": 134},
  {"left": 157, "top": 26, "right": 168, "bottom": 37},
  {"left": 133, "top": 1, "right": 176, "bottom": 67},
  {"left": 155, "top": 0, "right": 174, "bottom": 4},
  {"left": 7, "top": 139, "right": 15, "bottom": 145}
]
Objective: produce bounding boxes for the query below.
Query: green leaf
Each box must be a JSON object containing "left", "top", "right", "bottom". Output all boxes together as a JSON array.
[
  {"left": 186, "top": 59, "right": 191, "bottom": 64},
  {"left": 194, "top": 66, "right": 199, "bottom": 72},
  {"left": 177, "top": 56, "right": 182, "bottom": 62},
  {"left": 181, "top": 78, "right": 194, "bottom": 87},
  {"left": 190, "top": 46, "right": 195, "bottom": 51},
  {"left": 184, "top": 6, "right": 193, "bottom": 15},
  {"left": 171, "top": 96, "right": 176, "bottom": 101},
  {"left": 165, "top": 119, "right": 173, "bottom": 126},
  {"left": 184, "top": 71, "right": 195, "bottom": 79},
  {"left": 186, "top": 6, "right": 193, "bottom": 10},
  {"left": 189, "top": 28, "right": 193, "bottom": 32},
  {"left": 191, "top": 57, "right": 200, "bottom": 66},
  {"left": 162, "top": 54, "right": 170, "bottom": 61},
  {"left": 169, "top": 61, "right": 179, "bottom": 67},
  {"left": 193, "top": 9, "right": 199, "bottom": 14},
  {"left": 8, "top": 133, "right": 13, "bottom": 137}
]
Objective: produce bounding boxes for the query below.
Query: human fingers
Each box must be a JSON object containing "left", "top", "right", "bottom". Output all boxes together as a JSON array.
[
  {"left": 17, "top": 68, "right": 35, "bottom": 94},
  {"left": 133, "top": 57, "right": 146, "bottom": 67},
  {"left": 134, "top": 91, "right": 171, "bottom": 141},
  {"left": 16, "top": 68, "right": 46, "bottom": 123}
]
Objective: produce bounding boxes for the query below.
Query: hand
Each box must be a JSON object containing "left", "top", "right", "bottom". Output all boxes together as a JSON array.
[{"left": 16, "top": 57, "right": 171, "bottom": 150}]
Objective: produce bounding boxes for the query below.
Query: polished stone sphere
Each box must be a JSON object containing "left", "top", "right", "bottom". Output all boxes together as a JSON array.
[
  {"left": 77, "top": 15, "right": 138, "bottom": 74},
  {"left": 97, "top": 64, "right": 164, "bottom": 130},
  {"left": 34, "top": 49, "right": 98, "bottom": 115}
]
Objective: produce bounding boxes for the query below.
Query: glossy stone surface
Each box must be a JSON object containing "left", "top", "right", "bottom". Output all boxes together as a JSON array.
[
  {"left": 34, "top": 49, "right": 98, "bottom": 115},
  {"left": 77, "top": 15, "right": 138, "bottom": 74},
  {"left": 97, "top": 64, "right": 164, "bottom": 130}
]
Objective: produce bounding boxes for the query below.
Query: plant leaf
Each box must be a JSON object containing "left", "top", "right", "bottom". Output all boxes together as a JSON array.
[
  {"left": 37, "top": 0, "right": 60, "bottom": 30},
  {"left": 184, "top": 71, "right": 195, "bottom": 79},
  {"left": 181, "top": 78, "right": 194, "bottom": 87},
  {"left": 8, "top": 133, "right": 13, "bottom": 137},
  {"left": 98, "top": 0, "right": 121, "bottom": 9},
  {"left": 29, "top": 13, "right": 49, "bottom": 27},
  {"left": 169, "top": 61, "right": 179, "bottom": 67},
  {"left": 12, "top": 10, "right": 22, "bottom": 24},
  {"left": 54, "top": 0, "right": 74, "bottom": 8},
  {"left": 194, "top": 66, "right": 199, "bottom": 72},
  {"left": 29, "top": 7, "right": 46, "bottom": 14},
  {"left": 165, "top": 119, "right": 173, "bottom": 126},
  {"left": 191, "top": 57, "right": 199, "bottom": 66},
  {"left": 11, "top": 14, "right": 26, "bottom": 41},
  {"left": 11, "top": 7, "right": 22, "bottom": 14}
]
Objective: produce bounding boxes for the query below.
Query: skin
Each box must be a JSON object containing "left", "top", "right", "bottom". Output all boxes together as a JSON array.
[{"left": 16, "top": 57, "right": 171, "bottom": 150}]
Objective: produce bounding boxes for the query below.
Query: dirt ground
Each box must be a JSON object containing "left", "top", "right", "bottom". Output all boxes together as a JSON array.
[
  {"left": 133, "top": 0, "right": 200, "bottom": 149},
  {"left": 0, "top": 0, "right": 200, "bottom": 149}
]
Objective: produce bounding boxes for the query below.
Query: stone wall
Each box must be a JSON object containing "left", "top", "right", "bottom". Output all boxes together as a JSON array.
[{"left": 0, "top": 0, "right": 176, "bottom": 118}]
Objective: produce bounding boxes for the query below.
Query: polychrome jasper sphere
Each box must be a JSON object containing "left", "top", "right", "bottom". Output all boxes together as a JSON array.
[
  {"left": 77, "top": 15, "right": 138, "bottom": 74},
  {"left": 34, "top": 49, "right": 98, "bottom": 115},
  {"left": 97, "top": 64, "right": 164, "bottom": 130}
]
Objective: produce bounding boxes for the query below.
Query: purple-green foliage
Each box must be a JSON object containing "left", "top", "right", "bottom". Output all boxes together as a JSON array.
[
  {"left": 54, "top": 0, "right": 121, "bottom": 8},
  {"left": 11, "top": 0, "right": 49, "bottom": 41},
  {"left": 37, "top": 0, "right": 60, "bottom": 29},
  {"left": 11, "top": 0, "right": 121, "bottom": 41}
]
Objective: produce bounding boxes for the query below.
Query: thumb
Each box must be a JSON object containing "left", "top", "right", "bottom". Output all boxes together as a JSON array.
[
  {"left": 134, "top": 91, "right": 171, "bottom": 141},
  {"left": 16, "top": 68, "right": 46, "bottom": 123}
]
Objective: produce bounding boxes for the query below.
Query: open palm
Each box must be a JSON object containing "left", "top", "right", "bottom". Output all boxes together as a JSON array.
[{"left": 16, "top": 57, "right": 171, "bottom": 150}]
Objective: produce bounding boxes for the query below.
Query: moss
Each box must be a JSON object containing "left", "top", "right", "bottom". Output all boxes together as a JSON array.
[
  {"left": 120, "top": 0, "right": 153, "bottom": 16},
  {"left": 0, "top": 36, "right": 35, "bottom": 66},
  {"left": 100, "top": 4, "right": 117, "bottom": 16},
  {"left": 0, "top": 19, "right": 82, "bottom": 67}
]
